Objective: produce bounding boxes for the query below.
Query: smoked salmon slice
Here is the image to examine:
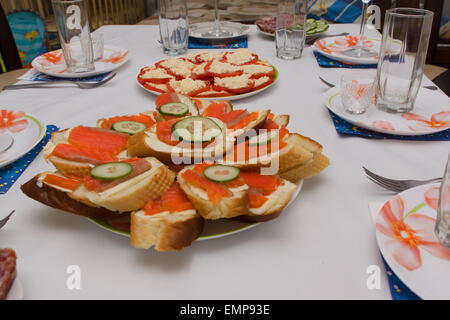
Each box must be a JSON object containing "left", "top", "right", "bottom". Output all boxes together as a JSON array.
[
  {"left": 182, "top": 165, "right": 233, "bottom": 204},
  {"left": 42, "top": 174, "right": 81, "bottom": 191},
  {"left": 240, "top": 172, "right": 282, "bottom": 208},
  {"left": 52, "top": 144, "right": 118, "bottom": 165},
  {"left": 68, "top": 126, "right": 129, "bottom": 155},
  {"left": 144, "top": 182, "right": 194, "bottom": 215},
  {"left": 216, "top": 110, "right": 258, "bottom": 130}
]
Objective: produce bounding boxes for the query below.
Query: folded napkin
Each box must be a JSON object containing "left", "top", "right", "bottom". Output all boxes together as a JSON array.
[
  {"left": 314, "top": 51, "right": 377, "bottom": 69},
  {"left": 19, "top": 69, "right": 111, "bottom": 82},
  {"left": 368, "top": 202, "right": 421, "bottom": 300},
  {"left": 0, "top": 125, "right": 59, "bottom": 194},
  {"left": 328, "top": 110, "right": 450, "bottom": 141},
  {"left": 188, "top": 36, "right": 248, "bottom": 49}
]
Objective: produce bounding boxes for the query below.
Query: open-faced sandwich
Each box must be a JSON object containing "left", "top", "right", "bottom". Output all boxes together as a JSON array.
[
  {"left": 127, "top": 116, "right": 234, "bottom": 164},
  {"left": 154, "top": 92, "right": 200, "bottom": 121},
  {"left": 130, "top": 182, "right": 204, "bottom": 251},
  {"left": 43, "top": 126, "right": 131, "bottom": 177},
  {"left": 177, "top": 163, "right": 249, "bottom": 220},
  {"left": 221, "top": 113, "right": 330, "bottom": 181},
  {"left": 239, "top": 171, "right": 297, "bottom": 222},
  {"left": 21, "top": 157, "right": 175, "bottom": 214},
  {"left": 137, "top": 49, "right": 276, "bottom": 98},
  {"left": 97, "top": 112, "right": 156, "bottom": 134}
]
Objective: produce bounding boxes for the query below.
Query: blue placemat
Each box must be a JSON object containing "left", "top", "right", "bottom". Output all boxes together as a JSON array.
[
  {"left": 382, "top": 256, "right": 421, "bottom": 300},
  {"left": 328, "top": 110, "right": 450, "bottom": 141},
  {"left": 314, "top": 51, "right": 377, "bottom": 69},
  {"left": 21, "top": 69, "right": 111, "bottom": 82},
  {"left": 0, "top": 125, "right": 59, "bottom": 194},
  {"left": 188, "top": 36, "right": 248, "bottom": 49}
]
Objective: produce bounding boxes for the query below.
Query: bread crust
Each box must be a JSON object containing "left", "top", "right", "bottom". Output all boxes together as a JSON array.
[
  {"left": 68, "top": 159, "right": 176, "bottom": 212},
  {"left": 20, "top": 175, "right": 128, "bottom": 219},
  {"left": 279, "top": 152, "right": 330, "bottom": 182},
  {"left": 177, "top": 166, "right": 249, "bottom": 220},
  {"left": 130, "top": 210, "right": 204, "bottom": 251},
  {"left": 47, "top": 156, "right": 93, "bottom": 177}
]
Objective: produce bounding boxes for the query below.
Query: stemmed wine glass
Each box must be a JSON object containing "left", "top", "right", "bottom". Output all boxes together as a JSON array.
[
  {"left": 342, "top": 0, "right": 378, "bottom": 58},
  {"left": 201, "top": 0, "right": 233, "bottom": 38}
]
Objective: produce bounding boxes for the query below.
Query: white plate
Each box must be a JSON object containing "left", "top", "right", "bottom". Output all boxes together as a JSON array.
[
  {"left": 313, "top": 35, "right": 381, "bottom": 65},
  {"left": 375, "top": 183, "right": 450, "bottom": 299},
  {"left": 6, "top": 276, "right": 23, "bottom": 300},
  {"left": 189, "top": 21, "right": 250, "bottom": 40},
  {"left": 88, "top": 180, "right": 303, "bottom": 240},
  {"left": 31, "top": 45, "right": 129, "bottom": 78},
  {"left": 0, "top": 110, "right": 46, "bottom": 168},
  {"left": 324, "top": 86, "right": 450, "bottom": 136}
]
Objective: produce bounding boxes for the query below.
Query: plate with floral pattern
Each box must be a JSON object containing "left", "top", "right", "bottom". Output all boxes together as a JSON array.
[
  {"left": 31, "top": 45, "right": 129, "bottom": 78},
  {"left": 324, "top": 86, "right": 450, "bottom": 136},
  {"left": 375, "top": 183, "right": 450, "bottom": 299},
  {"left": 0, "top": 110, "right": 46, "bottom": 168},
  {"left": 313, "top": 35, "right": 380, "bottom": 65}
]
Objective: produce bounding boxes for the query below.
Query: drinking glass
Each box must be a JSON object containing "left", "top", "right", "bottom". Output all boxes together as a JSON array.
[
  {"left": 375, "top": 8, "right": 433, "bottom": 113},
  {"left": 435, "top": 155, "right": 450, "bottom": 249},
  {"left": 158, "top": 0, "right": 189, "bottom": 56},
  {"left": 201, "top": 0, "right": 232, "bottom": 38},
  {"left": 275, "top": 0, "right": 307, "bottom": 60},
  {"left": 52, "top": 0, "right": 94, "bottom": 73},
  {"left": 340, "top": 74, "right": 375, "bottom": 115},
  {"left": 342, "top": 0, "right": 377, "bottom": 58}
]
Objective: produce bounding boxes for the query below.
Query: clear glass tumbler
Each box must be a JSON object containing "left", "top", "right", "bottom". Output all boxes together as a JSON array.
[
  {"left": 435, "top": 154, "right": 450, "bottom": 249},
  {"left": 375, "top": 8, "right": 433, "bottom": 113},
  {"left": 275, "top": 0, "right": 307, "bottom": 60},
  {"left": 340, "top": 74, "right": 375, "bottom": 115},
  {"left": 158, "top": 0, "right": 189, "bottom": 56},
  {"left": 52, "top": 0, "right": 95, "bottom": 73}
]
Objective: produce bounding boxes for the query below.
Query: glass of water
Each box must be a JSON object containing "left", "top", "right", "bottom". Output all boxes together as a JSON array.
[
  {"left": 275, "top": 0, "right": 307, "bottom": 60},
  {"left": 340, "top": 74, "right": 375, "bottom": 115},
  {"left": 376, "top": 8, "right": 434, "bottom": 113},
  {"left": 435, "top": 154, "right": 450, "bottom": 249},
  {"left": 52, "top": 0, "right": 95, "bottom": 73},
  {"left": 158, "top": 0, "right": 189, "bottom": 56}
]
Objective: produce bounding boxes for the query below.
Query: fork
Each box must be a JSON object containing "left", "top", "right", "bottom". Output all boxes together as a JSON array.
[
  {"left": 0, "top": 210, "right": 15, "bottom": 230},
  {"left": 319, "top": 76, "right": 439, "bottom": 91},
  {"left": 363, "top": 167, "right": 442, "bottom": 192},
  {"left": 2, "top": 72, "right": 117, "bottom": 91}
]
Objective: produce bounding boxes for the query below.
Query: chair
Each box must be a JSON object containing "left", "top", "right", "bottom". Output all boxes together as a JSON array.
[
  {"left": 0, "top": 4, "right": 21, "bottom": 72},
  {"left": 86, "top": 0, "right": 147, "bottom": 30},
  {"left": 6, "top": 10, "right": 47, "bottom": 67}
]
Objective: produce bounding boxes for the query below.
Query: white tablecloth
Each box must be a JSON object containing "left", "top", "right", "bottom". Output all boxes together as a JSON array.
[{"left": 0, "top": 24, "right": 448, "bottom": 300}]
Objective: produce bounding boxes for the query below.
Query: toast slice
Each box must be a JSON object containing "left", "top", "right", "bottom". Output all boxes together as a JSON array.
[
  {"left": 127, "top": 117, "right": 234, "bottom": 164},
  {"left": 279, "top": 151, "right": 330, "bottom": 182},
  {"left": 238, "top": 172, "right": 297, "bottom": 222},
  {"left": 43, "top": 126, "right": 130, "bottom": 177},
  {"left": 220, "top": 132, "right": 315, "bottom": 174},
  {"left": 130, "top": 182, "right": 204, "bottom": 251},
  {"left": 24, "top": 157, "right": 175, "bottom": 213},
  {"left": 177, "top": 163, "right": 249, "bottom": 220}
]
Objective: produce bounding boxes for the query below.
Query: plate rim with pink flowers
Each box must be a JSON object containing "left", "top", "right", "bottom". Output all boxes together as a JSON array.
[
  {"left": 31, "top": 45, "right": 129, "bottom": 79},
  {"left": 0, "top": 109, "right": 46, "bottom": 169},
  {"left": 324, "top": 86, "right": 450, "bottom": 136},
  {"left": 375, "top": 183, "right": 450, "bottom": 300}
]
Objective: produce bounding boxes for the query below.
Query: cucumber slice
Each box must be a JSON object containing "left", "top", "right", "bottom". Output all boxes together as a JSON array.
[
  {"left": 203, "top": 165, "right": 240, "bottom": 183},
  {"left": 159, "top": 102, "right": 189, "bottom": 117},
  {"left": 172, "top": 116, "right": 222, "bottom": 143},
  {"left": 248, "top": 131, "right": 279, "bottom": 146},
  {"left": 112, "top": 121, "right": 146, "bottom": 135},
  {"left": 90, "top": 162, "right": 133, "bottom": 181}
]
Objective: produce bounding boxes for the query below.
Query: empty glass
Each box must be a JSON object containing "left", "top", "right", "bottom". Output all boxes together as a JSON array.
[
  {"left": 435, "top": 155, "right": 450, "bottom": 249},
  {"left": 52, "top": 0, "right": 95, "bottom": 73},
  {"left": 275, "top": 0, "right": 307, "bottom": 60},
  {"left": 340, "top": 74, "right": 375, "bottom": 115},
  {"left": 376, "top": 8, "right": 433, "bottom": 113},
  {"left": 158, "top": 0, "right": 189, "bottom": 56}
]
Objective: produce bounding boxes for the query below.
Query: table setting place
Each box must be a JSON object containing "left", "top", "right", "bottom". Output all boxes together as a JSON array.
[{"left": 0, "top": 0, "right": 449, "bottom": 301}]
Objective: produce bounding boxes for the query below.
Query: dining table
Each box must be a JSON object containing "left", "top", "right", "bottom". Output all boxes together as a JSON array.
[{"left": 0, "top": 22, "right": 448, "bottom": 300}]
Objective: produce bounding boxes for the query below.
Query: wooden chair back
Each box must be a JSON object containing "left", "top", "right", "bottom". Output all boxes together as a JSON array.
[
  {"left": 86, "top": 0, "right": 146, "bottom": 30},
  {"left": 0, "top": 4, "right": 22, "bottom": 72}
]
